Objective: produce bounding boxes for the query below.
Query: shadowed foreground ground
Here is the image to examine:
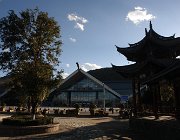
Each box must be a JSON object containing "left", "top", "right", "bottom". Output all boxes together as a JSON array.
[{"left": 0, "top": 115, "right": 146, "bottom": 140}]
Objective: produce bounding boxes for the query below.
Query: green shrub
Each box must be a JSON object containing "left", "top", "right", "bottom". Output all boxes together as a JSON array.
[
  {"left": 66, "top": 109, "right": 79, "bottom": 116},
  {"left": 59, "top": 110, "right": 65, "bottom": 115},
  {"left": 73, "top": 103, "right": 80, "bottom": 110},
  {"left": 89, "top": 103, "right": 97, "bottom": 116},
  {"left": 89, "top": 103, "right": 97, "bottom": 110},
  {"left": 54, "top": 109, "right": 59, "bottom": 115},
  {"left": 2, "top": 116, "right": 54, "bottom": 126},
  {"left": 2, "top": 102, "right": 6, "bottom": 108},
  {"left": 14, "top": 112, "right": 31, "bottom": 116},
  {"left": 90, "top": 109, "right": 95, "bottom": 116}
]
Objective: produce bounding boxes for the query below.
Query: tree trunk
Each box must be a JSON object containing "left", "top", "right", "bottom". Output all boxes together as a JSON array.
[
  {"left": 28, "top": 97, "right": 31, "bottom": 112},
  {"left": 31, "top": 102, "right": 37, "bottom": 120}
]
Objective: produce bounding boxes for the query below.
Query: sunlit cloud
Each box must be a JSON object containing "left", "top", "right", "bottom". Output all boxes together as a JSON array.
[
  {"left": 75, "top": 23, "right": 84, "bottom": 31},
  {"left": 67, "top": 13, "right": 88, "bottom": 31},
  {"left": 67, "top": 13, "right": 88, "bottom": 23},
  {"left": 69, "top": 37, "right": 76, "bottom": 42},
  {"left": 126, "top": 6, "right": 156, "bottom": 25},
  {"left": 81, "top": 63, "right": 102, "bottom": 72},
  {"left": 66, "top": 64, "right": 70, "bottom": 68},
  {"left": 61, "top": 72, "right": 69, "bottom": 79}
]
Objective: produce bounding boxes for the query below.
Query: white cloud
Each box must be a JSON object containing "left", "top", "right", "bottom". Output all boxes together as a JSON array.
[
  {"left": 81, "top": 63, "right": 102, "bottom": 72},
  {"left": 67, "top": 13, "right": 88, "bottom": 31},
  {"left": 69, "top": 37, "right": 76, "bottom": 42},
  {"left": 61, "top": 72, "right": 69, "bottom": 79},
  {"left": 126, "top": 6, "right": 156, "bottom": 25},
  {"left": 66, "top": 64, "right": 70, "bottom": 67},
  {"left": 75, "top": 23, "right": 84, "bottom": 31},
  {"left": 67, "top": 13, "right": 88, "bottom": 23}
]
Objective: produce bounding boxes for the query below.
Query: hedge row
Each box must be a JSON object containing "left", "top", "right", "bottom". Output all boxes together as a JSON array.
[{"left": 2, "top": 116, "right": 53, "bottom": 126}]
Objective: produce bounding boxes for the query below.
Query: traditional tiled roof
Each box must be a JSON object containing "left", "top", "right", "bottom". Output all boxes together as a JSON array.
[
  {"left": 88, "top": 68, "right": 125, "bottom": 82},
  {"left": 112, "top": 58, "right": 178, "bottom": 78},
  {"left": 143, "top": 60, "right": 180, "bottom": 84},
  {"left": 116, "top": 21, "right": 180, "bottom": 62}
]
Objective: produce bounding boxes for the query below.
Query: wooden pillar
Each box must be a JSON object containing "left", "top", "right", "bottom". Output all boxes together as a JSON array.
[
  {"left": 157, "top": 82, "right": 162, "bottom": 113},
  {"left": 173, "top": 78, "right": 180, "bottom": 119},
  {"left": 132, "top": 79, "right": 137, "bottom": 117},
  {"left": 157, "top": 83, "right": 161, "bottom": 113},
  {"left": 137, "top": 80, "right": 142, "bottom": 113},
  {"left": 151, "top": 83, "right": 159, "bottom": 119},
  {"left": 155, "top": 83, "right": 159, "bottom": 119}
]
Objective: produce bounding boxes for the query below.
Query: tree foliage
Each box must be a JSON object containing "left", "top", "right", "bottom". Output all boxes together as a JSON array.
[
  {"left": 0, "top": 8, "right": 63, "bottom": 115},
  {"left": 160, "top": 81, "right": 174, "bottom": 105}
]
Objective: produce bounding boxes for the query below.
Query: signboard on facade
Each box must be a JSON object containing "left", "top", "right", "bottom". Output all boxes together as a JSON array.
[{"left": 120, "top": 95, "right": 129, "bottom": 102}]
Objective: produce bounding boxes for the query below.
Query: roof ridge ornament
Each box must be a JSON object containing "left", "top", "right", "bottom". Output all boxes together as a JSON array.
[
  {"left": 149, "top": 21, "right": 152, "bottom": 29},
  {"left": 115, "top": 45, "right": 119, "bottom": 49},
  {"left": 76, "top": 62, "right": 80, "bottom": 70},
  {"left": 145, "top": 28, "right": 148, "bottom": 35}
]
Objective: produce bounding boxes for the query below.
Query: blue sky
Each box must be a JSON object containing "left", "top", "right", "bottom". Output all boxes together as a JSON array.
[{"left": 0, "top": 0, "right": 180, "bottom": 78}]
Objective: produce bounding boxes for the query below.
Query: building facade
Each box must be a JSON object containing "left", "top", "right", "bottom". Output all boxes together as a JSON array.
[{"left": 50, "top": 68, "right": 132, "bottom": 107}]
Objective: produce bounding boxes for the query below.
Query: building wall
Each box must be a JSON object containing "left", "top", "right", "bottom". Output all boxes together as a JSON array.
[
  {"left": 52, "top": 77, "right": 132, "bottom": 107},
  {"left": 53, "top": 90, "right": 120, "bottom": 107},
  {"left": 105, "top": 80, "right": 133, "bottom": 96}
]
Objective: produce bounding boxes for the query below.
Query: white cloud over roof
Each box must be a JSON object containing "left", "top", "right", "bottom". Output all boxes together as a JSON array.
[
  {"left": 67, "top": 13, "right": 88, "bottom": 31},
  {"left": 81, "top": 63, "right": 102, "bottom": 72},
  {"left": 126, "top": 6, "right": 156, "bottom": 25},
  {"left": 66, "top": 64, "right": 70, "bottom": 67},
  {"left": 61, "top": 72, "right": 69, "bottom": 79}
]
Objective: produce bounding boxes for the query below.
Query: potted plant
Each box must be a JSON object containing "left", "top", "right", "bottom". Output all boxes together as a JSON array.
[
  {"left": 73, "top": 103, "right": 80, "bottom": 116},
  {"left": 0, "top": 102, "right": 6, "bottom": 112},
  {"left": 89, "top": 103, "right": 97, "bottom": 116}
]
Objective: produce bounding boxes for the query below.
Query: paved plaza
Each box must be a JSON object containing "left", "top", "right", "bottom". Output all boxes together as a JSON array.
[{"left": 0, "top": 114, "right": 147, "bottom": 140}]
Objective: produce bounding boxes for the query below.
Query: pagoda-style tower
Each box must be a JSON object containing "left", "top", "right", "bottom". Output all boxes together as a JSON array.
[{"left": 113, "top": 21, "right": 180, "bottom": 119}]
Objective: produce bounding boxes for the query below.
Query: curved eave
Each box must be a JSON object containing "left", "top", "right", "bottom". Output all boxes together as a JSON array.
[
  {"left": 116, "top": 46, "right": 142, "bottom": 62},
  {"left": 112, "top": 64, "right": 132, "bottom": 78},
  {"left": 142, "top": 60, "right": 180, "bottom": 84},
  {"left": 122, "top": 28, "right": 178, "bottom": 49},
  {"left": 116, "top": 45, "right": 136, "bottom": 55},
  {"left": 151, "top": 35, "right": 180, "bottom": 48},
  {"left": 116, "top": 35, "right": 180, "bottom": 60},
  {"left": 116, "top": 46, "right": 131, "bottom": 54},
  {"left": 128, "top": 36, "right": 147, "bottom": 47},
  {"left": 151, "top": 28, "right": 175, "bottom": 40},
  {"left": 112, "top": 59, "right": 172, "bottom": 78},
  {"left": 149, "top": 28, "right": 180, "bottom": 47},
  {"left": 115, "top": 21, "right": 180, "bottom": 60},
  {"left": 112, "top": 63, "right": 143, "bottom": 76}
]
